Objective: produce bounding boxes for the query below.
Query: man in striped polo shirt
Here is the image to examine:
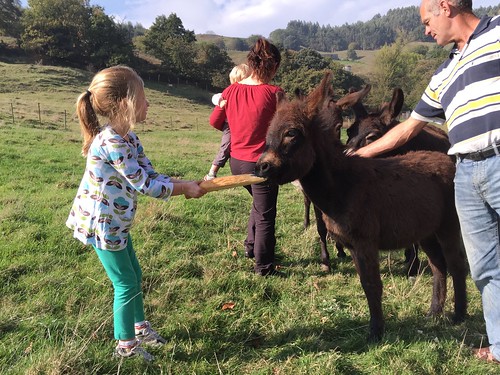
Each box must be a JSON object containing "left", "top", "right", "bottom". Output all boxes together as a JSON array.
[{"left": 355, "top": 0, "right": 500, "bottom": 365}]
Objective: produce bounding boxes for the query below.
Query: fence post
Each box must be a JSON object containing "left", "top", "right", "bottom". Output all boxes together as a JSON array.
[
  {"left": 38, "top": 103, "right": 42, "bottom": 125},
  {"left": 11, "top": 102, "right": 15, "bottom": 124}
]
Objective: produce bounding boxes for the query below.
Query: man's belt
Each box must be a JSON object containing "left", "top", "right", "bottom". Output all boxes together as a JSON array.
[{"left": 457, "top": 143, "right": 500, "bottom": 161}]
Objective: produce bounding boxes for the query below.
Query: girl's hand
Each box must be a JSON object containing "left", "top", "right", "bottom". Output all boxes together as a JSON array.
[{"left": 182, "top": 181, "right": 206, "bottom": 199}]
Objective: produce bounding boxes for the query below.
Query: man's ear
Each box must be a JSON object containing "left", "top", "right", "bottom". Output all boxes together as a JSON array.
[{"left": 440, "top": 0, "right": 452, "bottom": 16}]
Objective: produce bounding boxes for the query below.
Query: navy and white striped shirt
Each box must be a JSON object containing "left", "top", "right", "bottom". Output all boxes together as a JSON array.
[{"left": 411, "top": 15, "right": 500, "bottom": 155}]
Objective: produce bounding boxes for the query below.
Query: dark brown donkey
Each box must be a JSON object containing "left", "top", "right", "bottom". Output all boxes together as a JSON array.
[
  {"left": 255, "top": 72, "right": 467, "bottom": 341},
  {"left": 342, "top": 85, "right": 452, "bottom": 277}
]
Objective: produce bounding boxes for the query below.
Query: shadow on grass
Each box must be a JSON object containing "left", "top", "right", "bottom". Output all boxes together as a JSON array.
[{"left": 165, "top": 309, "right": 485, "bottom": 371}]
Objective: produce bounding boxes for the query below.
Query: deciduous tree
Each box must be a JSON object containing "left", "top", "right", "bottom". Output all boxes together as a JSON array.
[
  {"left": 143, "top": 13, "right": 197, "bottom": 78},
  {"left": 369, "top": 40, "right": 422, "bottom": 107},
  {"left": 194, "top": 42, "right": 233, "bottom": 89},
  {"left": 0, "top": 0, "right": 22, "bottom": 37},
  {"left": 86, "top": 6, "right": 134, "bottom": 69},
  {"left": 20, "top": 0, "right": 90, "bottom": 64}
]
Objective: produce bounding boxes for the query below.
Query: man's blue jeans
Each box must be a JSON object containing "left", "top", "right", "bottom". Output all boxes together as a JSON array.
[{"left": 455, "top": 155, "right": 500, "bottom": 360}]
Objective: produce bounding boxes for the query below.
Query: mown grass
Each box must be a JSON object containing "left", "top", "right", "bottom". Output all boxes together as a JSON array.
[{"left": 0, "top": 62, "right": 495, "bottom": 374}]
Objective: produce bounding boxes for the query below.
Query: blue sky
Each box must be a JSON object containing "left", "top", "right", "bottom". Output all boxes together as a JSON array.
[{"left": 19, "top": 0, "right": 500, "bottom": 38}]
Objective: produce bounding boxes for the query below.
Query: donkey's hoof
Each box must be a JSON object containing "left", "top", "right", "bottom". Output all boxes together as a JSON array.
[
  {"left": 367, "top": 331, "right": 383, "bottom": 343},
  {"left": 425, "top": 309, "right": 443, "bottom": 319},
  {"left": 320, "top": 264, "right": 331, "bottom": 273},
  {"left": 451, "top": 313, "right": 466, "bottom": 324}
]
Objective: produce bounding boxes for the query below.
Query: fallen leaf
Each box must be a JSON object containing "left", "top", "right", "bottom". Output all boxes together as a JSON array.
[{"left": 221, "top": 301, "right": 236, "bottom": 310}]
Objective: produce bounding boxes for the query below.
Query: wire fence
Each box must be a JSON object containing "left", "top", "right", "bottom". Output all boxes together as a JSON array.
[
  {"left": 0, "top": 98, "right": 75, "bottom": 130},
  {"left": 1, "top": 90, "right": 412, "bottom": 133},
  {"left": 0, "top": 97, "right": 210, "bottom": 132}
]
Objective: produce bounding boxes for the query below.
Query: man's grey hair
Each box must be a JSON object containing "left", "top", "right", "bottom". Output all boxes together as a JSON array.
[{"left": 428, "top": 0, "right": 473, "bottom": 15}]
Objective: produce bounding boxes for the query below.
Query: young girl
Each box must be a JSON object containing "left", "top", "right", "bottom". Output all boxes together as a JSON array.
[{"left": 66, "top": 65, "right": 206, "bottom": 361}]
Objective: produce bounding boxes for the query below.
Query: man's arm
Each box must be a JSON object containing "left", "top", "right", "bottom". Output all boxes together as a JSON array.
[{"left": 354, "top": 116, "right": 428, "bottom": 158}]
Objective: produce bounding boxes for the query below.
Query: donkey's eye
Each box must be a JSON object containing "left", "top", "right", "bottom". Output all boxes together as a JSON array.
[
  {"left": 365, "top": 131, "right": 381, "bottom": 143},
  {"left": 285, "top": 129, "right": 299, "bottom": 138}
]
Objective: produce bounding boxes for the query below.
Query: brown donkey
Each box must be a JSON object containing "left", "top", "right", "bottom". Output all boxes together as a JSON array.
[
  {"left": 255, "top": 71, "right": 468, "bottom": 341},
  {"left": 343, "top": 85, "right": 452, "bottom": 277}
]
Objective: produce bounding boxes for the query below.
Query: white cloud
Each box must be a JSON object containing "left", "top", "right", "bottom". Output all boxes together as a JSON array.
[
  {"left": 20, "top": 0, "right": 500, "bottom": 38},
  {"left": 114, "top": 0, "right": 425, "bottom": 37}
]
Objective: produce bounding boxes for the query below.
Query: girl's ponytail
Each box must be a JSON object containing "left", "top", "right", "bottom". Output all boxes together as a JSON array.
[
  {"left": 76, "top": 90, "right": 100, "bottom": 157},
  {"left": 76, "top": 66, "right": 144, "bottom": 156}
]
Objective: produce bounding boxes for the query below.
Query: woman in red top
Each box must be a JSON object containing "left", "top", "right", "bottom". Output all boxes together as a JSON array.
[{"left": 209, "top": 38, "right": 283, "bottom": 276}]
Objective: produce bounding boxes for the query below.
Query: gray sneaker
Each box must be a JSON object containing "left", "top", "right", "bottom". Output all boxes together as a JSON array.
[
  {"left": 114, "top": 341, "right": 154, "bottom": 362},
  {"left": 135, "top": 321, "right": 166, "bottom": 347}
]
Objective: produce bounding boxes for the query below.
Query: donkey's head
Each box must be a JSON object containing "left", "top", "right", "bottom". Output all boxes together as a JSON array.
[
  {"left": 255, "top": 71, "right": 343, "bottom": 184},
  {"left": 345, "top": 86, "right": 404, "bottom": 150}
]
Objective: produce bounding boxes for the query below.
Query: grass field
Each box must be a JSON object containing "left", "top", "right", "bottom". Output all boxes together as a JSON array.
[{"left": 0, "top": 62, "right": 495, "bottom": 374}]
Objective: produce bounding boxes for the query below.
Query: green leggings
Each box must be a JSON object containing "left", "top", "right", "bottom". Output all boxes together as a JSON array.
[{"left": 93, "top": 236, "right": 145, "bottom": 340}]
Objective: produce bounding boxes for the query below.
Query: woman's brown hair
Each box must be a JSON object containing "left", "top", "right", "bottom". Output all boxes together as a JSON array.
[{"left": 247, "top": 38, "right": 281, "bottom": 84}]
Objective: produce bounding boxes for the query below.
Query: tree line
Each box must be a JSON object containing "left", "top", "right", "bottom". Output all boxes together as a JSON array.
[
  {"left": 0, "top": 0, "right": 236, "bottom": 90},
  {"left": 269, "top": 5, "right": 500, "bottom": 51},
  {"left": 1, "top": 1, "right": 499, "bottom": 103},
  {"left": 0, "top": 0, "right": 365, "bottom": 93}
]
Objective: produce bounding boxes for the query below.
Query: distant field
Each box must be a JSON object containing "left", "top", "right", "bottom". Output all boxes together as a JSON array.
[
  {"left": 325, "top": 42, "right": 437, "bottom": 79},
  {"left": 0, "top": 61, "right": 215, "bottom": 132},
  {"left": 197, "top": 33, "right": 380, "bottom": 78}
]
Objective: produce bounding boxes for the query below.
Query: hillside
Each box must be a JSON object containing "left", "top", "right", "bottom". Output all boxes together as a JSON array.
[{"left": 0, "top": 62, "right": 215, "bottom": 130}]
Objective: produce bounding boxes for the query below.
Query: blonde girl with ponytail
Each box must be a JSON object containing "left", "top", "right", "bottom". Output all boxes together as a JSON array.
[{"left": 67, "top": 65, "right": 206, "bottom": 361}]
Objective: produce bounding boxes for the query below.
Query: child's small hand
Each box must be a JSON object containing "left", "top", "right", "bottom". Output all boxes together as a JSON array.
[{"left": 219, "top": 99, "right": 227, "bottom": 109}]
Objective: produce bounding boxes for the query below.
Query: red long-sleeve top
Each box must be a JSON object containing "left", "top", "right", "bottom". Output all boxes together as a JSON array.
[{"left": 209, "top": 82, "right": 284, "bottom": 162}]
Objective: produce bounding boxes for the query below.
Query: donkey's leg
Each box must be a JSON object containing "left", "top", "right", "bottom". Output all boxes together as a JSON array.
[
  {"left": 336, "top": 242, "right": 347, "bottom": 259},
  {"left": 351, "top": 246, "right": 384, "bottom": 341},
  {"left": 437, "top": 231, "right": 468, "bottom": 323},
  {"left": 303, "top": 193, "right": 311, "bottom": 229},
  {"left": 405, "top": 243, "right": 420, "bottom": 278},
  {"left": 420, "top": 236, "right": 447, "bottom": 317},
  {"left": 313, "top": 204, "right": 331, "bottom": 272}
]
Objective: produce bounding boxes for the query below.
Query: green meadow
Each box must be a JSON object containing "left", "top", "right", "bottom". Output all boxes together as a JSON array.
[{"left": 0, "top": 62, "right": 494, "bottom": 374}]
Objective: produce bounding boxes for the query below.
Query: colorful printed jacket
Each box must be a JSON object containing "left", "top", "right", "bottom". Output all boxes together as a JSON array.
[{"left": 66, "top": 126, "right": 173, "bottom": 251}]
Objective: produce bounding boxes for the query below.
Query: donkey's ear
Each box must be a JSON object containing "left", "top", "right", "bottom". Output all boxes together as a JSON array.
[
  {"left": 380, "top": 88, "right": 404, "bottom": 125},
  {"left": 336, "top": 84, "right": 371, "bottom": 112},
  {"left": 276, "top": 91, "right": 287, "bottom": 105},
  {"left": 306, "top": 70, "right": 333, "bottom": 116}
]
